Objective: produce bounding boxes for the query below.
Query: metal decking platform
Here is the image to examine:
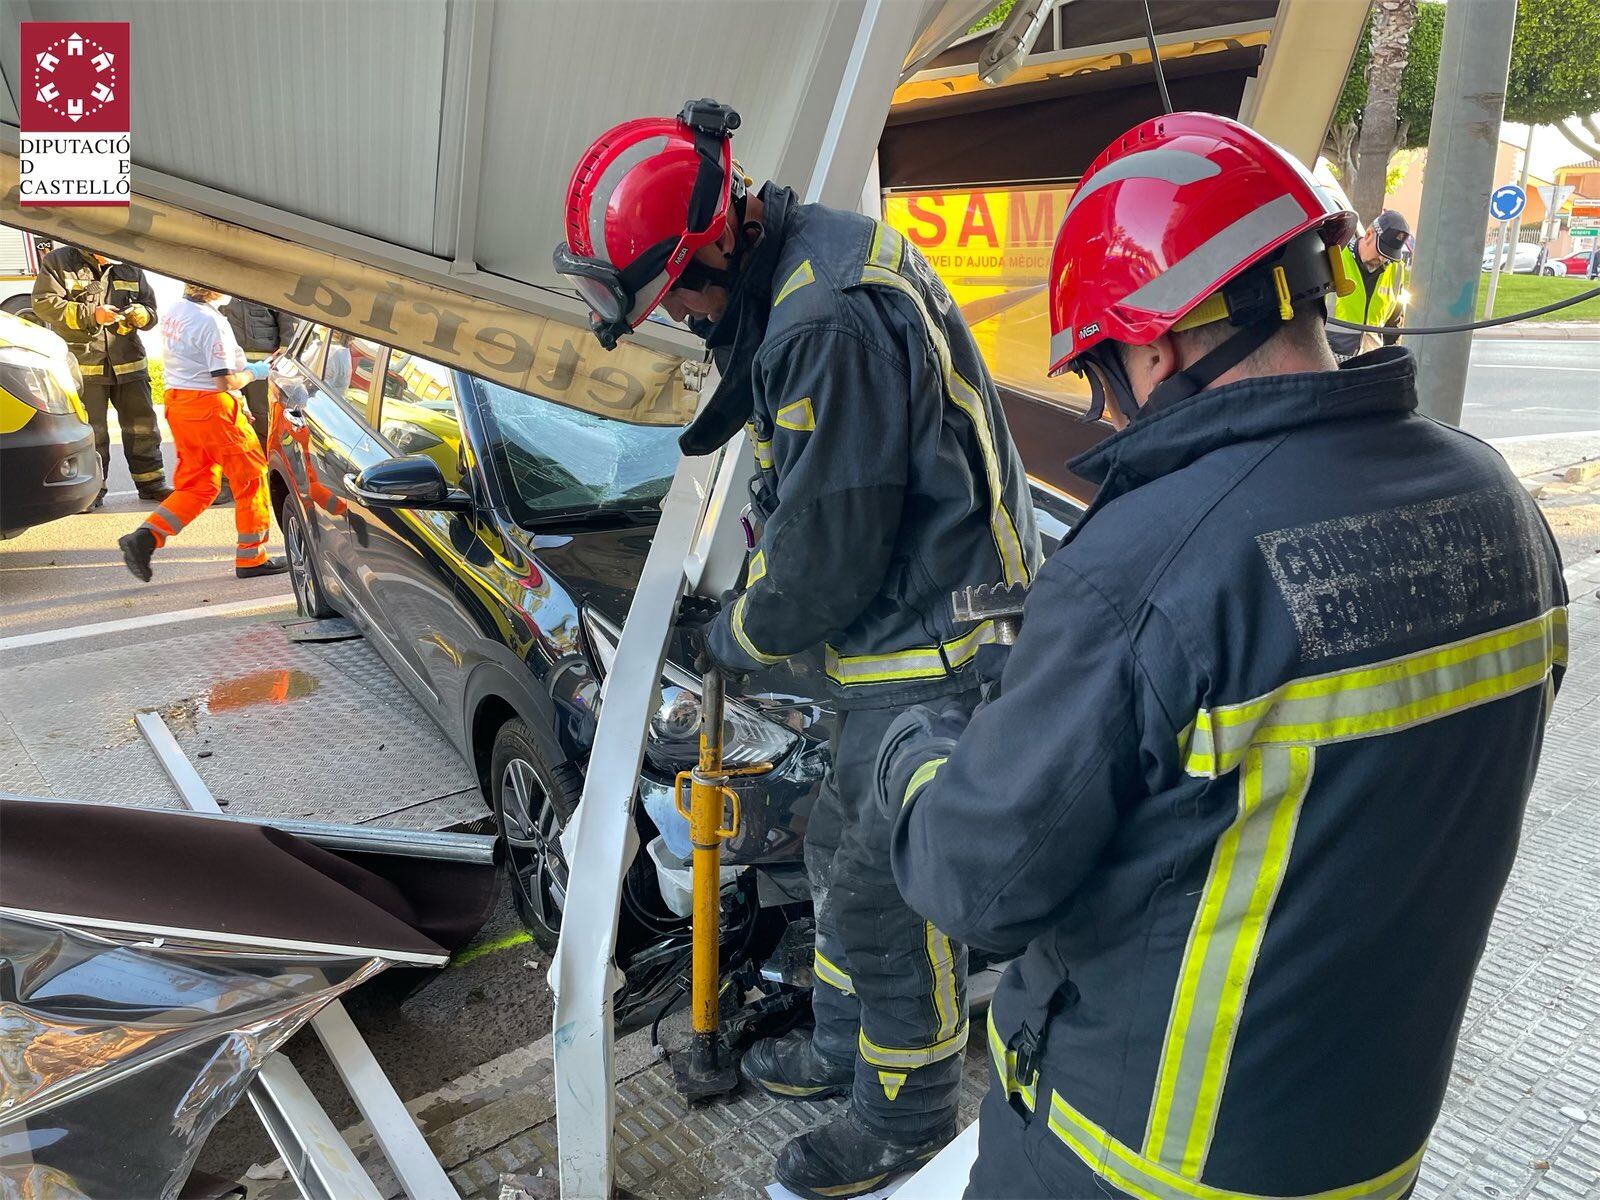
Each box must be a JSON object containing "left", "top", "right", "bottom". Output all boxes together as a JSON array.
[{"left": 0, "top": 612, "right": 482, "bottom": 829}]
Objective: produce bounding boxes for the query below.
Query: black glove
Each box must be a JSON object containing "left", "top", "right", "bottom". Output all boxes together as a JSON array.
[{"left": 972, "top": 641, "right": 1011, "bottom": 702}]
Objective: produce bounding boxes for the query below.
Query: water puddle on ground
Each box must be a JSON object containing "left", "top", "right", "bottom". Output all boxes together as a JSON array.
[{"left": 201, "top": 668, "right": 320, "bottom": 714}]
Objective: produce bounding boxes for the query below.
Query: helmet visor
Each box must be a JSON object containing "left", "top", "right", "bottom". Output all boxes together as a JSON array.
[{"left": 552, "top": 244, "right": 630, "bottom": 325}]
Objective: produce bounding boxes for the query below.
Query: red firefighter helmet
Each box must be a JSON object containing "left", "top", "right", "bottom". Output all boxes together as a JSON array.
[
  {"left": 554, "top": 100, "right": 741, "bottom": 349},
  {"left": 1047, "top": 112, "right": 1355, "bottom": 384}
]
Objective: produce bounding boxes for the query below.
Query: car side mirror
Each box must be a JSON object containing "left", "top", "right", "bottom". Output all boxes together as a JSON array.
[{"left": 347, "top": 455, "right": 471, "bottom": 511}]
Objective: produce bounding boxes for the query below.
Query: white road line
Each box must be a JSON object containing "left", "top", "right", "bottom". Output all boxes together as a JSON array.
[
  {"left": 0, "top": 595, "right": 295, "bottom": 653},
  {"left": 1490, "top": 429, "right": 1600, "bottom": 444}
]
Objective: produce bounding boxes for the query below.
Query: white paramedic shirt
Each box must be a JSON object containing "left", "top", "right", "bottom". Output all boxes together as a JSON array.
[{"left": 160, "top": 297, "right": 247, "bottom": 391}]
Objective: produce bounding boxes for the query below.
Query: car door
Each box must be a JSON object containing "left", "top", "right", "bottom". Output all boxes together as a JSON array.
[
  {"left": 349, "top": 350, "right": 504, "bottom": 737},
  {"left": 273, "top": 327, "right": 392, "bottom": 601}
]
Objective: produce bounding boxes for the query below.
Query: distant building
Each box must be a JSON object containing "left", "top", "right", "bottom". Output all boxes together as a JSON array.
[{"left": 1383, "top": 141, "right": 1570, "bottom": 255}]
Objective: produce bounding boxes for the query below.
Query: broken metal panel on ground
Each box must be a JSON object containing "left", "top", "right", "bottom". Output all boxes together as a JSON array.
[{"left": 0, "top": 613, "right": 482, "bottom": 829}]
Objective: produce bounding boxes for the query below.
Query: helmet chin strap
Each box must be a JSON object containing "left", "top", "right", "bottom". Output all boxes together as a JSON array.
[{"left": 1144, "top": 316, "right": 1280, "bottom": 412}]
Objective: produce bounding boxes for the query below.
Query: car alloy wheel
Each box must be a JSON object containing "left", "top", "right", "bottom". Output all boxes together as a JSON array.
[
  {"left": 280, "top": 497, "right": 334, "bottom": 618},
  {"left": 501, "top": 754, "right": 570, "bottom": 939}
]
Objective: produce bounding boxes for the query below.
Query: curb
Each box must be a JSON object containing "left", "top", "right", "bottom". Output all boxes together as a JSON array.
[{"left": 1474, "top": 322, "right": 1600, "bottom": 341}]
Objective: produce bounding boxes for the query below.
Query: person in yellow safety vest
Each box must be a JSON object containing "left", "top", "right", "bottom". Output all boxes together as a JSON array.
[{"left": 1327, "top": 208, "right": 1411, "bottom": 360}]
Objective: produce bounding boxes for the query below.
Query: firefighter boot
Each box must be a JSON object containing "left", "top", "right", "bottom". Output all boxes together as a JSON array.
[
  {"left": 741, "top": 1030, "right": 852, "bottom": 1101},
  {"left": 237, "top": 556, "right": 291, "bottom": 580},
  {"left": 118, "top": 527, "right": 156, "bottom": 582},
  {"left": 774, "top": 1110, "right": 953, "bottom": 1199}
]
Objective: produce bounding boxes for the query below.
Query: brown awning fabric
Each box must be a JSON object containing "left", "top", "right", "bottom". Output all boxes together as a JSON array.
[
  {"left": 881, "top": 45, "right": 1266, "bottom": 190},
  {"left": 0, "top": 155, "right": 692, "bottom": 426},
  {"left": 0, "top": 799, "right": 497, "bottom": 962}
]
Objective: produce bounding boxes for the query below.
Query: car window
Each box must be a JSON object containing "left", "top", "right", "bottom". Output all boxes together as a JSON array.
[
  {"left": 472, "top": 377, "right": 681, "bottom": 526},
  {"left": 375, "top": 352, "right": 466, "bottom": 486},
  {"left": 325, "top": 330, "right": 387, "bottom": 417},
  {"left": 294, "top": 325, "right": 328, "bottom": 375}
]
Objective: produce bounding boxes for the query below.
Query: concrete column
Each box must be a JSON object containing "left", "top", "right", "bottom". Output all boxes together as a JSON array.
[{"left": 1410, "top": 0, "right": 1518, "bottom": 424}]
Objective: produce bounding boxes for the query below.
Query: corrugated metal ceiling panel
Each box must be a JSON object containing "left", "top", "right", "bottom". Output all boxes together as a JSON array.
[
  {"left": 20, "top": 0, "right": 448, "bottom": 251},
  {"left": 473, "top": 0, "right": 841, "bottom": 288}
]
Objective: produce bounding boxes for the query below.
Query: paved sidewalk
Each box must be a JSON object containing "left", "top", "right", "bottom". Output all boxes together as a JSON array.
[{"left": 243, "top": 561, "right": 1600, "bottom": 1200}]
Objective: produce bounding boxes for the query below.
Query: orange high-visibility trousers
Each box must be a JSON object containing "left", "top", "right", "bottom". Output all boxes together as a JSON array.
[{"left": 143, "top": 388, "right": 273, "bottom": 569}]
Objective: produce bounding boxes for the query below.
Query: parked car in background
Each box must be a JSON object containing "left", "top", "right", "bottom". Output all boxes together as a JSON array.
[
  {"left": 0, "top": 311, "right": 101, "bottom": 538},
  {"left": 1550, "top": 250, "right": 1599, "bottom": 279},
  {"left": 264, "top": 321, "right": 1083, "bottom": 1017},
  {"left": 1481, "top": 242, "right": 1545, "bottom": 274}
]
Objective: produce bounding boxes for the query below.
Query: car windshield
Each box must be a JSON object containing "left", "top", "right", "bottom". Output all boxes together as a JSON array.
[{"left": 472, "top": 378, "right": 682, "bottom": 525}]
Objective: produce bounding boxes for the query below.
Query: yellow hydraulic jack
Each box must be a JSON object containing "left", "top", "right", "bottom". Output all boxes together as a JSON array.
[{"left": 670, "top": 666, "right": 744, "bottom": 1101}]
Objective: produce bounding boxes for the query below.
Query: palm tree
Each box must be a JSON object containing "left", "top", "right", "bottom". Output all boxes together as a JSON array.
[{"left": 1352, "top": 0, "right": 1420, "bottom": 224}]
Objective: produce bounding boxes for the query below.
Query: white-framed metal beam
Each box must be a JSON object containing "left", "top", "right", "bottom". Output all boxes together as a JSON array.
[
  {"left": 1236, "top": 0, "right": 1369, "bottom": 168},
  {"left": 805, "top": 0, "right": 934, "bottom": 208},
  {"left": 436, "top": 0, "right": 496, "bottom": 274},
  {"left": 549, "top": 451, "right": 715, "bottom": 1198}
]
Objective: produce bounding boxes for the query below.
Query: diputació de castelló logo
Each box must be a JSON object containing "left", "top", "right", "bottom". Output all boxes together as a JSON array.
[{"left": 19, "top": 22, "right": 131, "bottom": 207}]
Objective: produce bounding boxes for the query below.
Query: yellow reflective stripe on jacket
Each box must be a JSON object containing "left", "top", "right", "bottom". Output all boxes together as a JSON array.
[
  {"left": 859, "top": 1022, "right": 968, "bottom": 1069},
  {"left": 1143, "top": 744, "right": 1312, "bottom": 1175},
  {"left": 730, "top": 592, "right": 787, "bottom": 666},
  {"left": 826, "top": 618, "right": 998, "bottom": 687},
  {"left": 1049, "top": 1088, "right": 1424, "bottom": 1200},
  {"left": 77, "top": 361, "right": 105, "bottom": 375},
  {"left": 925, "top": 922, "right": 960, "bottom": 1041},
  {"left": 112, "top": 357, "right": 148, "bottom": 376},
  {"left": 903, "top": 756, "right": 945, "bottom": 806},
  {"left": 62, "top": 303, "right": 81, "bottom": 331},
  {"left": 775, "top": 397, "right": 815, "bottom": 431},
  {"left": 858, "top": 224, "right": 1033, "bottom": 588},
  {"left": 749, "top": 423, "right": 774, "bottom": 469},
  {"left": 1186, "top": 608, "right": 1567, "bottom": 777},
  {"left": 747, "top": 549, "right": 767, "bottom": 584},
  {"left": 110, "top": 279, "right": 140, "bottom": 291},
  {"left": 814, "top": 950, "right": 855, "bottom": 994},
  {"left": 985, "top": 1010, "right": 1037, "bottom": 1112},
  {"left": 774, "top": 260, "right": 814, "bottom": 308}
]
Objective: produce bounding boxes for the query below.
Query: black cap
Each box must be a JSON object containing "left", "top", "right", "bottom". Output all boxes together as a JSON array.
[{"left": 1372, "top": 209, "right": 1412, "bottom": 261}]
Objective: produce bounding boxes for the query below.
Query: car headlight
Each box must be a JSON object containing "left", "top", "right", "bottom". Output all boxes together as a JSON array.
[
  {"left": 0, "top": 351, "right": 76, "bottom": 415},
  {"left": 645, "top": 683, "right": 797, "bottom": 771},
  {"left": 382, "top": 420, "right": 444, "bottom": 455},
  {"left": 582, "top": 608, "right": 798, "bottom": 773}
]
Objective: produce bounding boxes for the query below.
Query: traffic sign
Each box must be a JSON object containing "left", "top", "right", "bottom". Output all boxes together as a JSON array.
[
  {"left": 1490, "top": 184, "right": 1527, "bottom": 222},
  {"left": 1572, "top": 226, "right": 1599, "bottom": 238}
]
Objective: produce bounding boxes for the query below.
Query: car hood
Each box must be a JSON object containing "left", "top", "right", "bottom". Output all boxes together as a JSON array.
[{"left": 530, "top": 523, "right": 833, "bottom": 712}]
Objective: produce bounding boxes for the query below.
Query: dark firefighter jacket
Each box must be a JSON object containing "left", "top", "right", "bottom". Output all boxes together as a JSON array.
[
  {"left": 702, "top": 191, "right": 1042, "bottom": 708},
  {"left": 887, "top": 348, "right": 1566, "bottom": 1197},
  {"left": 222, "top": 298, "right": 298, "bottom": 357},
  {"left": 32, "top": 246, "right": 158, "bottom": 383}
]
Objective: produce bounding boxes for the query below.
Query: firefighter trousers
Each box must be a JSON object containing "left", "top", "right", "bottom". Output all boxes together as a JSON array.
[
  {"left": 142, "top": 388, "right": 273, "bottom": 569},
  {"left": 81, "top": 378, "right": 166, "bottom": 492},
  {"left": 807, "top": 696, "right": 973, "bottom": 1140}
]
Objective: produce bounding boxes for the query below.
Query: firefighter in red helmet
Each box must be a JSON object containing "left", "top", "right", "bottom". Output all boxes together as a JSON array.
[
  {"left": 556, "top": 101, "right": 1040, "bottom": 1196},
  {"left": 879, "top": 113, "right": 1566, "bottom": 1196}
]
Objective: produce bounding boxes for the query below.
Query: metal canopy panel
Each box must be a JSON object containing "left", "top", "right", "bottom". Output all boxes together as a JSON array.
[{"left": 474, "top": 0, "right": 839, "bottom": 287}]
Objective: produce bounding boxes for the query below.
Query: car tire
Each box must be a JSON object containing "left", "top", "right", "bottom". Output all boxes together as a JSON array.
[
  {"left": 280, "top": 487, "right": 336, "bottom": 619},
  {"left": 490, "top": 718, "right": 583, "bottom": 953},
  {"left": 1542, "top": 266, "right": 1557, "bottom": 276}
]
